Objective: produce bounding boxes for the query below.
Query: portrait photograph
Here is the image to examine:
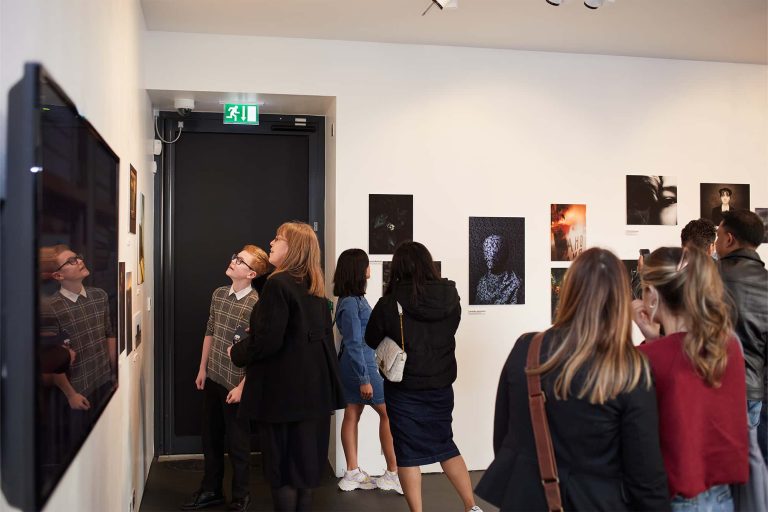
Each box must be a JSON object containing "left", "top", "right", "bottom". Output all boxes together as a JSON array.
[
  {"left": 755, "top": 208, "right": 768, "bottom": 243},
  {"left": 469, "top": 216, "right": 525, "bottom": 305},
  {"left": 626, "top": 175, "right": 678, "bottom": 225},
  {"left": 551, "top": 204, "right": 586, "bottom": 261},
  {"left": 129, "top": 165, "right": 137, "bottom": 234},
  {"left": 700, "top": 183, "right": 750, "bottom": 225},
  {"left": 369, "top": 194, "right": 413, "bottom": 255},
  {"left": 383, "top": 260, "right": 440, "bottom": 295},
  {"left": 550, "top": 267, "right": 567, "bottom": 322}
]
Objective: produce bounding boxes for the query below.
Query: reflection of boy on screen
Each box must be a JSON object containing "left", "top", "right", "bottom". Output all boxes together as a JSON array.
[{"left": 40, "top": 245, "right": 116, "bottom": 411}]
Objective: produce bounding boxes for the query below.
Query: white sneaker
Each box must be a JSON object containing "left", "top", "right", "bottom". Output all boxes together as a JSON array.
[
  {"left": 468, "top": 506, "right": 484, "bottom": 512},
  {"left": 338, "top": 468, "right": 377, "bottom": 491},
  {"left": 375, "top": 470, "right": 404, "bottom": 495}
]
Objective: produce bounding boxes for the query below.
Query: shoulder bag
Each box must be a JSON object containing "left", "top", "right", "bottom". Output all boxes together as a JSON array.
[
  {"left": 526, "top": 331, "right": 564, "bottom": 512},
  {"left": 374, "top": 301, "right": 407, "bottom": 382}
]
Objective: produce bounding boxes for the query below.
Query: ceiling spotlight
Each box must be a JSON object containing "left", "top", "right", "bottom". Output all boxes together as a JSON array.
[
  {"left": 584, "top": 0, "right": 604, "bottom": 8},
  {"left": 422, "top": 0, "right": 457, "bottom": 16},
  {"left": 546, "top": 0, "right": 563, "bottom": 5}
]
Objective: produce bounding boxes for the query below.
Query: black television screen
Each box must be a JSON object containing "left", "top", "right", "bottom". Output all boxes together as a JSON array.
[{"left": 1, "top": 63, "right": 119, "bottom": 510}]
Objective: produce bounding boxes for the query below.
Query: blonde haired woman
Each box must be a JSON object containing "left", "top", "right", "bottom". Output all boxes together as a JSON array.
[
  {"left": 230, "top": 222, "right": 345, "bottom": 511},
  {"left": 634, "top": 247, "right": 748, "bottom": 511},
  {"left": 476, "top": 248, "right": 669, "bottom": 511}
]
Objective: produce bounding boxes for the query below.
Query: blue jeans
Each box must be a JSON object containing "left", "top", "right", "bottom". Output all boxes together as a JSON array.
[
  {"left": 747, "top": 400, "right": 762, "bottom": 430},
  {"left": 671, "top": 485, "right": 733, "bottom": 512}
]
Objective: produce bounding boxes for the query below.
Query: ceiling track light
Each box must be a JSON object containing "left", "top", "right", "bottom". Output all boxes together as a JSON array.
[
  {"left": 422, "top": 0, "right": 457, "bottom": 16},
  {"left": 546, "top": 0, "right": 609, "bottom": 8}
]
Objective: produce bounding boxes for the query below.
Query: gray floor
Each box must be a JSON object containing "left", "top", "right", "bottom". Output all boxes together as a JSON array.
[{"left": 139, "top": 455, "right": 498, "bottom": 512}]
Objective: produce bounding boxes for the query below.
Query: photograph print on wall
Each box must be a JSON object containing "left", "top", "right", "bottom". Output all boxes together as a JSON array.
[
  {"left": 626, "top": 175, "right": 678, "bottom": 225},
  {"left": 700, "top": 183, "right": 750, "bottom": 225},
  {"left": 118, "top": 262, "right": 126, "bottom": 354},
  {"left": 369, "top": 194, "right": 413, "bottom": 255},
  {"left": 125, "top": 271, "right": 133, "bottom": 355},
  {"left": 383, "top": 260, "right": 441, "bottom": 295},
  {"left": 755, "top": 208, "right": 768, "bottom": 243},
  {"left": 138, "top": 193, "right": 145, "bottom": 285},
  {"left": 469, "top": 217, "right": 525, "bottom": 305},
  {"left": 551, "top": 204, "right": 586, "bottom": 261},
  {"left": 551, "top": 268, "right": 567, "bottom": 322},
  {"left": 129, "top": 165, "right": 137, "bottom": 234}
]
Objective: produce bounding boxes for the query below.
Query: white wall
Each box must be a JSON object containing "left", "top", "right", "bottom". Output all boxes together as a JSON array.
[
  {"left": 0, "top": 1, "right": 155, "bottom": 510},
  {"left": 143, "top": 31, "right": 768, "bottom": 476}
]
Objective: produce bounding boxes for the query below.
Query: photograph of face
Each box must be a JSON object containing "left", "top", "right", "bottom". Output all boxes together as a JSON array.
[
  {"left": 369, "top": 194, "right": 413, "bottom": 255},
  {"left": 755, "top": 208, "right": 768, "bottom": 243},
  {"left": 700, "top": 183, "right": 750, "bottom": 225},
  {"left": 626, "top": 175, "right": 678, "bottom": 225},
  {"left": 551, "top": 204, "right": 586, "bottom": 261},
  {"left": 551, "top": 268, "right": 567, "bottom": 323},
  {"left": 125, "top": 272, "right": 133, "bottom": 355},
  {"left": 129, "top": 166, "right": 137, "bottom": 234},
  {"left": 383, "top": 260, "right": 441, "bottom": 295},
  {"left": 469, "top": 217, "right": 525, "bottom": 305}
]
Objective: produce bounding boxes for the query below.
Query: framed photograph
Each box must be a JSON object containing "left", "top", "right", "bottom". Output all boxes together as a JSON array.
[
  {"left": 369, "top": 194, "right": 413, "bottom": 255},
  {"left": 551, "top": 204, "right": 586, "bottom": 261},
  {"left": 469, "top": 217, "right": 525, "bottom": 305},
  {"left": 126, "top": 272, "right": 133, "bottom": 355},
  {"left": 626, "top": 175, "right": 677, "bottom": 225},
  {"left": 551, "top": 268, "right": 567, "bottom": 323},
  {"left": 383, "top": 260, "right": 441, "bottom": 295},
  {"left": 700, "top": 183, "right": 750, "bottom": 225},
  {"left": 129, "top": 165, "right": 137, "bottom": 234},
  {"left": 138, "top": 193, "right": 145, "bottom": 285},
  {"left": 118, "top": 262, "right": 126, "bottom": 354},
  {"left": 133, "top": 312, "right": 142, "bottom": 350},
  {"left": 755, "top": 208, "right": 768, "bottom": 243}
]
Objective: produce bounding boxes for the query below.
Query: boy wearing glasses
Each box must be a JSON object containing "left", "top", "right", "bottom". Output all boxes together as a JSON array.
[
  {"left": 182, "top": 246, "right": 270, "bottom": 512},
  {"left": 41, "top": 245, "right": 116, "bottom": 413}
]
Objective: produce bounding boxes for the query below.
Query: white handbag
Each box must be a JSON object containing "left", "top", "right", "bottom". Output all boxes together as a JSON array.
[{"left": 375, "top": 302, "right": 407, "bottom": 382}]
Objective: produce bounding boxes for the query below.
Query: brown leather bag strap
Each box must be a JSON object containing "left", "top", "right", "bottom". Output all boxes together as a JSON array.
[{"left": 526, "top": 331, "right": 564, "bottom": 512}]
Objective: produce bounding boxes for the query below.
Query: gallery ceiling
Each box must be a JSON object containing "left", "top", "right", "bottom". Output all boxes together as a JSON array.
[{"left": 141, "top": 0, "right": 768, "bottom": 65}]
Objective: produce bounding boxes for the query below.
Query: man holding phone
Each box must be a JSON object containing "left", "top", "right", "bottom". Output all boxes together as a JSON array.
[{"left": 182, "top": 246, "right": 270, "bottom": 512}]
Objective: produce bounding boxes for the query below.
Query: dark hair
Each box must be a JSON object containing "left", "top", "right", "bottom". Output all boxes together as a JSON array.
[
  {"left": 386, "top": 241, "right": 439, "bottom": 298},
  {"left": 680, "top": 218, "right": 716, "bottom": 250},
  {"left": 721, "top": 210, "right": 764, "bottom": 248},
  {"left": 718, "top": 187, "right": 732, "bottom": 196},
  {"left": 332, "top": 248, "right": 369, "bottom": 297}
]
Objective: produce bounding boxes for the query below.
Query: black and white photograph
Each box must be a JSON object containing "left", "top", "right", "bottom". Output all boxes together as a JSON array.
[
  {"left": 369, "top": 194, "right": 413, "bottom": 254},
  {"left": 626, "top": 175, "right": 678, "bottom": 225},
  {"left": 550, "top": 268, "right": 567, "bottom": 322},
  {"left": 383, "top": 260, "right": 441, "bottom": 295},
  {"left": 700, "top": 183, "right": 750, "bottom": 225},
  {"left": 469, "top": 217, "right": 525, "bottom": 305},
  {"left": 756, "top": 208, "right": 768, "bottom": 243}
]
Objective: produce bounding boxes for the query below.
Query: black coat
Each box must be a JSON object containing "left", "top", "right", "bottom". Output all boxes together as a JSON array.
[
  {"left": 365, "top": 279, "right": 461, "bottom": 390},
  {"left": 230, "top": 272, "right": 345, "bottom": 423},
  {"left": 719, "top": 248, "right": 768, "bottom": 401},
  {"left": 475, "top": 331, "right": 670, "bottom": 512}
]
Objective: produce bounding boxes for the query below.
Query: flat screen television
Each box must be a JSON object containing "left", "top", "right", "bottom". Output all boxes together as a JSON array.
[{"left": 1, "top": 63, "right": 119, "bottom": 511}]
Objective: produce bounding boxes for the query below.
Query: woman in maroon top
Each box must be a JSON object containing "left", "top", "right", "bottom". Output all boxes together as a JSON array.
[{"left": 634, "top": 246, "right": 748, "bottom": 511}]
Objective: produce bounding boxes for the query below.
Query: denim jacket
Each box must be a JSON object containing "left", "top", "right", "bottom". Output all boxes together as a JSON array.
[{"left": 336, "top": 295, "right": 373, "bottom": 385}]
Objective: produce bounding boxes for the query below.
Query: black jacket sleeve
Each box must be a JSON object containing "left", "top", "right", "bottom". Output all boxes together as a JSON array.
[
  {"left": 230, "top": 277, "right": 291, "bottom": 368},
  {"left": 492, "top": 356, "right": 511, "bottom": 455}
]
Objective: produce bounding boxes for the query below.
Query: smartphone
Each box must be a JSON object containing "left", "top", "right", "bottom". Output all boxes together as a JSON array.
[
  {"left": 232, "top": 325, "right": 248, "bottom": 344},
  {"left": 639, "top": 249, "right": 650, "bottom": 257}
]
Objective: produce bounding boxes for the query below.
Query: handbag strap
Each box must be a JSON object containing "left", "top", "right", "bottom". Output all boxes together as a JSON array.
[
  {"left": 526, "top": 331, "right": 563, "bottom": 512},
  {"left": 396, "top": 301, "right": 404, "bottom": 351}
]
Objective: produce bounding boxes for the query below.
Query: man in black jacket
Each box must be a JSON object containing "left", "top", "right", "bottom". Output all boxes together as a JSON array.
[{"left": 716, "top": 210, "right": 768, "bottom": 462}]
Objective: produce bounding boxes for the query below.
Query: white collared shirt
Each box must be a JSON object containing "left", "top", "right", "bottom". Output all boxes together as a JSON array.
[
  {"left": 228, "top": 285, "right": 253, "bottom": 301},
  {"left": 60, "top": 286, "right": 88, "bottom": 303}
]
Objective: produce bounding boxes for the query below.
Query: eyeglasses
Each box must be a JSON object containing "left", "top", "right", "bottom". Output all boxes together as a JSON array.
[
  {"left": 55, "top": 254, "right": 84, "bottom": 271},
  {"left": 231, "top": 254, "right": 256, "bottom": 272}
]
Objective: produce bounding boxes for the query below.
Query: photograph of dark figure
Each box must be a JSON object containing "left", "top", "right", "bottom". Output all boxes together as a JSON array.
[
  {"left": 383, "top": 260, "right": 440, "bottom": 295},
  {"left": 756, "top": 208, "right": 768, "bottom": 243},
  {"left": 626, "top": 174, "right": 678, "bottom": 225},
  {"left": 369, "top": 194, "right": 413, "bottom": 255},
  {"left": 551, "top": 204, "right": 586, "bottom": 261},
  {"left": 700, "top": 182, "right": 750, "bottom": 225},
  {"left": 550, "top": 268, "right": 567, "bottom": 322},
  {"left": 469, "top": 217, "right": 525, "bottom": 305}
]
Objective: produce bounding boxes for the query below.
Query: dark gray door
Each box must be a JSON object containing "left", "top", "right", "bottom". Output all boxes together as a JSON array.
[{"left": 155, "top": 113, "right": 325, "bottom": 454}]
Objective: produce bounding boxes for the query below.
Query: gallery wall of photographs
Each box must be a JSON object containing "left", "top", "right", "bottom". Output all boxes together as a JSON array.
[
  {"left": 367, "top": 177, "right": 767, "bottom": 324},
  {"left": 119, "top": 164, "right": 147, "bottom": 358}
]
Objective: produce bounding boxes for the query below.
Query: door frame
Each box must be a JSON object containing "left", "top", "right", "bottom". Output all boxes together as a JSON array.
[{"left": 153, "top": 112, "right": 326, "bottom": 454}]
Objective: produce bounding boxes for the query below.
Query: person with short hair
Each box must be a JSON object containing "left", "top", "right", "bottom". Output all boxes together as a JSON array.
[
  {"left": 680, "top": 218, "right": 717, "bottom": 255},
  {"left": 711, "top": 187, "right": 735, "bottom": 225},
  {"left": 182, "top": 245, "right": 270, "bottom": 512},
  {"left": 716, "top": 210, "right": 768, "bottom": 462},
  {"left": 477, "top": 248, "right": 669, "bottom": 511}
]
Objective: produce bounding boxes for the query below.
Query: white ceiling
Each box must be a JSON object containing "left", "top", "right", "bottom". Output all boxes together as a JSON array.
[{"left": 141, "top": 0, "right": 768, "bottom": 64}]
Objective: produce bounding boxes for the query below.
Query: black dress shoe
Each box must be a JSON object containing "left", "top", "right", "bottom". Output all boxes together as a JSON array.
[
  {"left": 180, "top": 490, "right": 225, "bottom": 510},
  {"left": 228, "top": 494, "right": 251, "bottom": 511}
]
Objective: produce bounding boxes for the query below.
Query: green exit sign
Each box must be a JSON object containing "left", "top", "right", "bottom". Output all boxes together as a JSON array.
[{"left": 224, "top": 103, "right": 259, "bottom": 125}]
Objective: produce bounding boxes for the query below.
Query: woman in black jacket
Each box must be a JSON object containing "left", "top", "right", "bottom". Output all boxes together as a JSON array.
[
  {"left": 229, "top": 222, "right": 344, "bottom": 511},
  {"left": 365, "top": 241, "right": 480, "bottom": 512},
  {"left": 474, "top": 248, "right": 669, "bottom": 511}
]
